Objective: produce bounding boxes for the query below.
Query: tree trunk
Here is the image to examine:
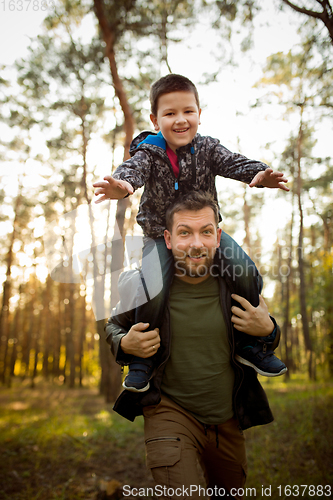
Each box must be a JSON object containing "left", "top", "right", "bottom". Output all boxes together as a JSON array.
[
  {"left": 282, "top": 198, "right": 295, "bottom": 379},
  {"left": 0, "top": 192, "right": 22, "bottom": 382},
  {"left": 93, "top": 0, "right": 134, "bottom": 401},
  {"left": 296, "top": 110, "right": 313, "bottom": 377},
  {"left": 93, "top": 0, "right": 135, "bottom": 159}
]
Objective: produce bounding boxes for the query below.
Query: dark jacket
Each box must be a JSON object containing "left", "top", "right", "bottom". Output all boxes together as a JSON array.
[
  {"left": 112, "top": 132, "right": 268, "bottom": 238},
  {"left": 105, "top": 270, "right": 277, "bottom": 430}
]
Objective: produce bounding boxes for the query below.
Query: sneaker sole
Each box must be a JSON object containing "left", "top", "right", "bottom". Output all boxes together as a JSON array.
[
  {"left": 122, "top": 381, "right": 150, "bottom": 393},
  {"left": 235, "top": 355, "right": 288, "bottom": 377}
]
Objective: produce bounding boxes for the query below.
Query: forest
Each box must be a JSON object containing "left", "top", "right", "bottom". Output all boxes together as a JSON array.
[
  {"left": 0, "top": 1, "right": 333, "bottom": 498},
  {"left": 1, "top": 0, "right": 332, "bottom": 398}
]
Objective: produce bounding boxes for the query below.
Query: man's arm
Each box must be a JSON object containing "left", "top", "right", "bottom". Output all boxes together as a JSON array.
[
  {"left": 120, "top": 323, "right": 160, "bottom": 358},
  {"left": 105, "top": 269, "right": 161, "bottom": 364},
  {"left": 105, "top": 316, "right": 160, "bottom": 364},
  {"left": 231, "top": 294, "right": 275, "bottom": 336}
]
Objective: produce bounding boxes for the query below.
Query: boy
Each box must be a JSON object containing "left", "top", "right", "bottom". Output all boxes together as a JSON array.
[{"left": 93, "top": 74, "right": 288, "bottom": 392}]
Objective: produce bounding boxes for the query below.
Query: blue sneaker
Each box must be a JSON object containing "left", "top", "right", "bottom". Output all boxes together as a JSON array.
[
  {"left": 235, "top": 343, "right": 287, "bottom": 377},
  {"left": 122, "top": 357, "right": 154, "bottom": 392}
]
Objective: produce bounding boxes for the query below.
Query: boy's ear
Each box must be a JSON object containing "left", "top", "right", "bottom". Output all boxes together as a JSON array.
[
  {"left": 198, "top": 108, "right": 202, "bottom": 125},
  {"left": 150, "top": 114, "right": 160, "bottom": 131}
]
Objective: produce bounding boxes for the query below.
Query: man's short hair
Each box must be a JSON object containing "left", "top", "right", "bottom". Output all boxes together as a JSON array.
[
  {"left": 165, "top": 191, "right": 219, "bottom": 231},
  {"left": 150, "top": 74, "right": 200, "bottom": 117}
]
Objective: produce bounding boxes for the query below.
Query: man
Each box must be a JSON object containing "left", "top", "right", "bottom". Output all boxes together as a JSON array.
[{"left": 106, "top": 191, "right": 280, "bottom": 500}]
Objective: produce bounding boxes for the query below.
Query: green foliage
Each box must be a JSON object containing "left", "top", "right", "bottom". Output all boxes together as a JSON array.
[{"left": 246, "top": 377, "right": 333, "bottom": 489}]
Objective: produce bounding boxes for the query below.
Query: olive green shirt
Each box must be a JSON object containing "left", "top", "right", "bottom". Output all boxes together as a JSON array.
[{"left": 161, "top": 275, "right": 235, "bottom": 425}]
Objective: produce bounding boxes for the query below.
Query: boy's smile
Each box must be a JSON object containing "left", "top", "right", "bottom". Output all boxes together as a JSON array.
[{"left": 150, "top": 91, "right": 201, "bottom": 153}]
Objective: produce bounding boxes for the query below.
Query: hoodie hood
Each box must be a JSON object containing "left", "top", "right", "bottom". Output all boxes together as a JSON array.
[{"left": 130, "top": 131, "right": 166, "bottom": 156}]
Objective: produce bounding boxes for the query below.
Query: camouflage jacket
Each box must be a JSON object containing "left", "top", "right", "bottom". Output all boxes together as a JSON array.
[{"left": 113, "top": 131, "right": 268, "bottom": 238}]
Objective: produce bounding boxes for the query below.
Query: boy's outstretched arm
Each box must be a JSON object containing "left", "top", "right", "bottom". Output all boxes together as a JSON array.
[
  {"left": 93, "top": 175, "right": 134, "bottom": 203},
  {"left": 249, "top": 168, "right": 289, "bottom": 191}
]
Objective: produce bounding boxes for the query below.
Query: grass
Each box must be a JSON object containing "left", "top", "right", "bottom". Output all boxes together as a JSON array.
[
  {"left": 0, "top": 376, "right": 332, "bottom": 499},
  {"left": 245, "top": 376, "right": 333, "bottom": 497}
]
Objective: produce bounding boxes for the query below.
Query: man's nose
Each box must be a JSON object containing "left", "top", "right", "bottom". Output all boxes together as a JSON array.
[{"left": 190, "top": 234, "right": 204, "bottom": 248}]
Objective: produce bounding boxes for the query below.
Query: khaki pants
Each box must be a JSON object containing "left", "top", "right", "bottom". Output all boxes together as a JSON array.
[{"left": 143, "top": 395, "right": 247, "bottom": 500}]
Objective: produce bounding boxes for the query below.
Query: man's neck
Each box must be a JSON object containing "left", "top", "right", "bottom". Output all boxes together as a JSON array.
[{"left": 174, "top": 272, "right": 211, "bottom": 285}]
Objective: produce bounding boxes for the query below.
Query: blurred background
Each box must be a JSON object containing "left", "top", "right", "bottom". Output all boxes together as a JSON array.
[
  {"left": 1, "top": 2, "right": 333, "bottom": 499},
  {"left": 0, "top": 0, "right": 332, "bottom": 397}
]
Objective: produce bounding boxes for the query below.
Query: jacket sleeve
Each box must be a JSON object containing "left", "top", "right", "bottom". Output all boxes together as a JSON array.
[
  {"left": 210, "top": 140, "right": 269, "bottom": 185},
  {"left": 112, "top": 150, "right": 153, "bottom": 191},
  {"left": 105, "top": 303, "right": 136, "bottom": 366}
]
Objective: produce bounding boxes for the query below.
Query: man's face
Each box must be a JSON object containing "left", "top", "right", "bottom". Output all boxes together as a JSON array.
[
  {"left": 164, "top": 207, "right": 222, "bottom": 283},
  {"left": 150, "top": 91, "right": 201, "bottom": 153}
]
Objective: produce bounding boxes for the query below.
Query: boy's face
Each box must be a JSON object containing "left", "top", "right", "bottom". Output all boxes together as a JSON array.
[{"left": 150, "top": 91, "right": 201, "bottom": 153}]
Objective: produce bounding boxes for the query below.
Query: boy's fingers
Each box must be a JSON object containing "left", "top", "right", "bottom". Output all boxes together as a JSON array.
[
  {"left": 94, "top": 196, "right": 106, "bottom": 204},
  {"left": 103, "top": 175, "right": 113, "bottom": 182},
  {"left": 93, "top": 181, "right": 107, "bottom": 188}
]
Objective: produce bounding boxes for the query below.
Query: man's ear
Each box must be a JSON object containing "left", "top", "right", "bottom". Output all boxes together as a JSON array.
[
  {"left": 150, "top": 114, "right": 160, "bottom": 131},
  {"left": 164, "top": 229, "right": 172, "bottom": 249},
  {"left": 216, "top": 227, "right": 222, "bottom": 247}
]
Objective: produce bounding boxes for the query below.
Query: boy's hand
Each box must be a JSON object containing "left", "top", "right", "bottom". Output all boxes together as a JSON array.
[
  {"left": 249, "top": 168, "right": 289, "bottom": 191},
  {"left": 120, "top": 323, "right": 160, "bottom": 358},
  {"left": 231, "top": 295, "right": 275, "bottom": 337},
  {"left": 93, "top": 175, "right": 134, "bottom": 202}
]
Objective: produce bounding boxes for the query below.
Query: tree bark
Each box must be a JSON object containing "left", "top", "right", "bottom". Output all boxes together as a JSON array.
[
  {"left": 93, "top": 0, "right": 135, "bottom": 159},
  {"left": 296, "top": 109, "right": 313, "bottom": 376},
  {"left": 93, "top": 0, "right": 133, "bottom": 401},
  {"left": 0, "top": 192, "right": 22, "bottom": 382}
]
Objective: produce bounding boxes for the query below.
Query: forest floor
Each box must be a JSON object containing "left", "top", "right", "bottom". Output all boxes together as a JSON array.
[{"left": 0, "top": 377, "right": 332, "bottom": 500}]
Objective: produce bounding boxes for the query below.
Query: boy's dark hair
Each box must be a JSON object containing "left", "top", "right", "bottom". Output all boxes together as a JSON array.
[
  {"left": 165, "top": 191, "right": 219, "bottom": 231},
  {"left": 150, "top": 74, "right": 200, "bottom": 117}
]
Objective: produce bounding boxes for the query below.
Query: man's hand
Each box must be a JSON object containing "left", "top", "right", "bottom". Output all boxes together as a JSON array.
[
  {"left": 93, "top": 175, "right": 134, "bottom": 203},
  {"left": 249, "top": 168, "right": 289, "bottom": 191},
  {"left": 231, "top": 295, "right": 274, "bottom": 336},
  {"left": 120, "top": 322, "right": 161, "bottom": 358}
]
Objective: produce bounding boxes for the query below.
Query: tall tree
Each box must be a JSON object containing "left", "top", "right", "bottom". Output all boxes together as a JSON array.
[{"left": 258, "top": 40, "right": 333, "bottom": 376}]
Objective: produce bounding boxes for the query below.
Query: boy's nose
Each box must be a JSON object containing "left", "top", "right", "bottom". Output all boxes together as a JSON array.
[{"left": 175, "top": 114, "right": 186, "bottom": 124}]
